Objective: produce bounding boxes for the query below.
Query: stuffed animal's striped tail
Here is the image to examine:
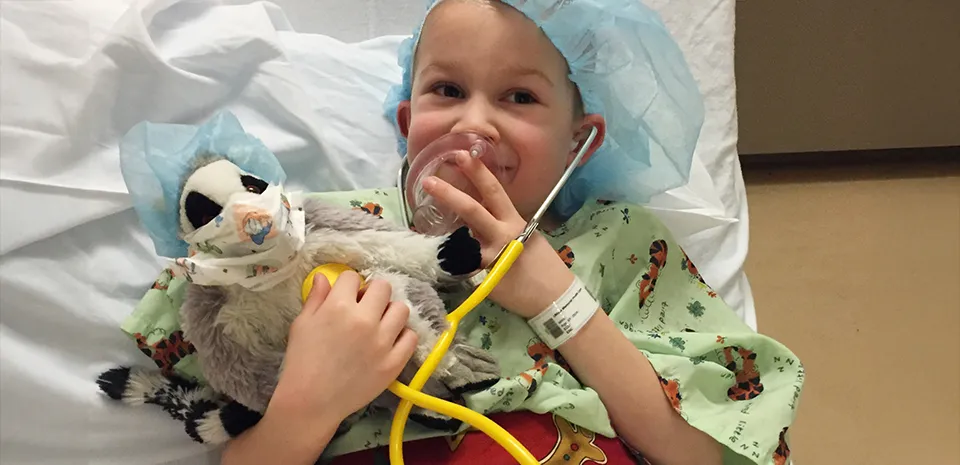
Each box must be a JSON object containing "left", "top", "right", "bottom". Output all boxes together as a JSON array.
[{"left": 97, "top": 366, "right": 262, "bottom": 444}]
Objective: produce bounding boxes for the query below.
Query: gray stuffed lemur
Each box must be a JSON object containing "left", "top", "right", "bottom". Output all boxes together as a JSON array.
[{"left": 98, "top": 155, "right": 501, "bottom": 444}]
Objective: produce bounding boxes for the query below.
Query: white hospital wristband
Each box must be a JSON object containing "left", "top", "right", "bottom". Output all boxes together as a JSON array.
[{"left": 527, "top": 277, "right": 599, "bottom": 349}]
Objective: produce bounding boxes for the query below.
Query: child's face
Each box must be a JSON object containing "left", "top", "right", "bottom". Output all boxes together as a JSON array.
[{"left": 397, "top": 0, "right": 604, "bottom": 220}]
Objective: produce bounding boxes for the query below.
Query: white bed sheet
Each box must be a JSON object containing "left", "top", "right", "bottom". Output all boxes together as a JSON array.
[{"left": 0, "top": 1, "right": 749, "bottom": 464}]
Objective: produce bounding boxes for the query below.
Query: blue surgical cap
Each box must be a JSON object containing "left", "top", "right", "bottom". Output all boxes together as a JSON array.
[
  {"left": 384, "top": 0, "right": 705, "bottom": 218},
  {"left": 119, "top": 111, "right": 286, "bottom": 258}
]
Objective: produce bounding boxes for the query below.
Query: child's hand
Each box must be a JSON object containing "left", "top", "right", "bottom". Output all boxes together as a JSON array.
[
  {"left": 269, "top": 272, "right": 419, "bottom": 426},
  {"left": 422, "top": 152, "right": 575, "bottom": 319}
]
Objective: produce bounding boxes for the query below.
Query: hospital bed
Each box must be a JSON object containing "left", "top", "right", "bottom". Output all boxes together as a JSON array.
[{"left": 0, "top": 1, "right": 752, "bottom": 463}]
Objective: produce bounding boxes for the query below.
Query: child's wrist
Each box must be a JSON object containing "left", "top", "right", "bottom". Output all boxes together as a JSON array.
[
  {"left": 268, "top": 381, "right": 344, "bottom": 439},
  {"left": 527, "top": 276, "right": 600, "bottom": 349},
  {"left": 511, "top": 235, "right": 577, "bottom": 318},
  {"left": 260, "top": 395, "right": 340, "bottom": 461},
  {"left": 527, "top": 273, "right": 576, "bottom": 318}
]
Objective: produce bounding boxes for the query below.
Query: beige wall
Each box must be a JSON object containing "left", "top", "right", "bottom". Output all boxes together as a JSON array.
[
  {"left": 744, "top": 162, "right": 960, "bottom": 463},
  {"left": 735, "top": 3, "right": 960, "bottom": 460},
  {"left": 736, "top": 1, "right": 960, "bottom": 154}
]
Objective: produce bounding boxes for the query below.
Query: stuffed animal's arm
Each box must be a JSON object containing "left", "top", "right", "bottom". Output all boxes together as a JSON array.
[{"left": 306, "top": 227, "right": 479, "bottom": 283}]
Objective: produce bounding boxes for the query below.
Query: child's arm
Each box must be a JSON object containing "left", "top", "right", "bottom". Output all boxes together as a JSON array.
[
  {"left": 423, "top": 154, "right": 723, "bottom": 464},
  {"left": 556, "top": 306, "right": 723, "bottom": 465},
  {"left": 512, "top": 235, "right": 723, "bottom": 465},
  {"left": 221, "top": 402, "right": 339, "bottom": 465}
]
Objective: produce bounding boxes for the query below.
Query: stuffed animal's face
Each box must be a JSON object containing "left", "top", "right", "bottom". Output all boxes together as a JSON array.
[{"left": 179, "top": 159, "right": 270, "bottom": 236}]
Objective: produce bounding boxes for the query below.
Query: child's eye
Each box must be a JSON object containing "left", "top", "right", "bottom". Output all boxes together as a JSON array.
[
  {"left": 432, "top": 83, "right": 464, "bottom": 99},
  {"left": 507, "top": 91, "right": 538, "bottom": 105}
]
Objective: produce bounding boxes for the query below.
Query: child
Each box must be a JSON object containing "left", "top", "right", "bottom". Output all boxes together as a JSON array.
[{"left": 129, "top": 1, "right": 803, "bottom": 464}]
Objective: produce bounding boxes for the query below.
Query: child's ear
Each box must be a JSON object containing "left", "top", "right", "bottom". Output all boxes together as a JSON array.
[
  {"left": 568, "top": 114, "right": 606, "bottom": 167},
  {"left": 397, "top": 101, "right": 412, "bottom": 138}
]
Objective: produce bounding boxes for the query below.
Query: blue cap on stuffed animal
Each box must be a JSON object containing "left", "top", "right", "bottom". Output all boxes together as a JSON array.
[{"left": 119, "top": 111, "right": 286, "bottom": 258}]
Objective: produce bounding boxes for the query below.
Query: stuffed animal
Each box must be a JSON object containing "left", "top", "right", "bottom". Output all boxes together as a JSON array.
[{"left": 98, "top": 153, "right": 501, "bottom": 444}]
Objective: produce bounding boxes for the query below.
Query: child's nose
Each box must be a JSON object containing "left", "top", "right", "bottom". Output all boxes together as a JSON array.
[{"left": 451, "top": 98, "right": 500, "bottom": 144}]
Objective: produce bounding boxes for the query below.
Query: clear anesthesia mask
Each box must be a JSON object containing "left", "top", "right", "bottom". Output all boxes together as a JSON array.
[{"left": 401, "top": 132, "right": 514, "bottom": 235}]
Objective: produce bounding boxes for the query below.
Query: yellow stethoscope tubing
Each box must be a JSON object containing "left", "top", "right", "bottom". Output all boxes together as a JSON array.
[
  {"left": 384, "top": 126, "right": 598, "bottom": 464},
  {"left": 386, "top": 239, "right": 536, "bottom": 465}
]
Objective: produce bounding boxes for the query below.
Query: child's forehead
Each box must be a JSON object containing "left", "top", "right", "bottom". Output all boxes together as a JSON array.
[{"left": 416, "top": 0, "right": 568, "bottom": 76}]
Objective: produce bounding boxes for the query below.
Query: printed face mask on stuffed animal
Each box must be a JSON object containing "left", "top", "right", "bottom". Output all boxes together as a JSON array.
[
  {"left": 173, "top": 159, "right": 306, "bottom": 291},
  {"left": 100, "top": 155, "right": 501, "bottom": 446}
]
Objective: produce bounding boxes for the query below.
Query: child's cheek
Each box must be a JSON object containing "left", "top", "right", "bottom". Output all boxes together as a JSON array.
[
  {"left": 508, "top": 135, "right": 568, "bottom": 217},
  {"left": 511, "top": 128, "right": 563, "bottom": 173},
  {"left": 406, "top": 112, "right": 450, "bottom": 158}
]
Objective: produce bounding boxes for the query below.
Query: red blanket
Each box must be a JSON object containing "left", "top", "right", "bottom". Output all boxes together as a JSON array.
[{"left": 330, "top": 411, "right": 646, "bottom": 464}]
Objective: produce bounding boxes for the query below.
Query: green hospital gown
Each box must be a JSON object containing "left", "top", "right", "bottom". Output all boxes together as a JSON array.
[{"left": 122, "top": 188, "right": 802, "bottom": 465}]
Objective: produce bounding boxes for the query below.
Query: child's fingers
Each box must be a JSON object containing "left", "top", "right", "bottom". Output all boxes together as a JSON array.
[
  {"left": 379, "top": 301, "right": 410, "bottom": 343},
  {"left": 301, "top": 274, "right": 332, "bottom": 316},
  {"left": 359, "top": 279, "right": 393, "bottom": 318},
  {"left": 423, "top": 176, "right": 501, "bottom": 240},
  {"left": 326, "top": 271, "right": 363, "bottom": 305},
  {"left": 454, "top": 151, "right": 517, "bottom": 221},
  {"left": 384, "top": 328, "right": 419, "bottom": 374}
]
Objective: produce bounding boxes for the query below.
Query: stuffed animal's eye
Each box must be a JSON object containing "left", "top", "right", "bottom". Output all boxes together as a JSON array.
[
  {"left": 240, "top": 175, "right": 268, "bottom": 195},
  {"left": 184, "top": 192, "right": 223, "bottom": 230}
]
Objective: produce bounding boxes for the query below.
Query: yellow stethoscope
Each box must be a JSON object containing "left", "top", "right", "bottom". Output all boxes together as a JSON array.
[{"left": 301, "top": 127, "right": 597, "bottom": 464}]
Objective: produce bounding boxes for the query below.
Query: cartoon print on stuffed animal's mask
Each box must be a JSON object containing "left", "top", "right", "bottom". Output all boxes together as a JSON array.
[
  {"left": 234, "top": 206, "right": 276, "bottom": 245},
  {"left": 173, "top": 257, "right": 196, "bottom": 282},
  {"left": 247, "top": 263, "right": 279, "bottom": 278}
]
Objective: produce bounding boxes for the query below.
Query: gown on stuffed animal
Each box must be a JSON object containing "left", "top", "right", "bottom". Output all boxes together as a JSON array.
[{"left": 98, "top": 154, "right": 501, "bottom": 444}]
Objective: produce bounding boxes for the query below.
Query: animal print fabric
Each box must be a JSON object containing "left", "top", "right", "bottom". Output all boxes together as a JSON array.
[{"left": 121, "top": 189, "right": 802, "bottom": 465}]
